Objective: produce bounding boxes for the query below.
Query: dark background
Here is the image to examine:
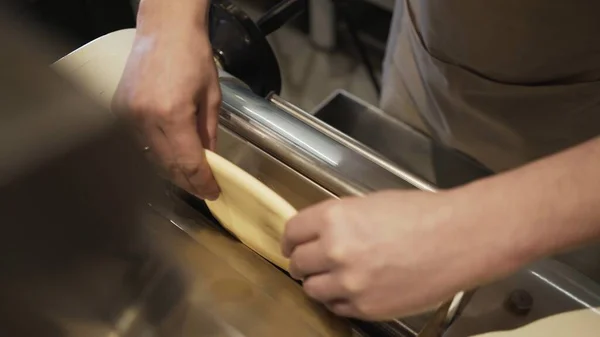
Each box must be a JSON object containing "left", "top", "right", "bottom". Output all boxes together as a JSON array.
[
  {"left": 6, "top": 0, "right": 391, "bottom": 62},
  {"left": 8, "top": 0, "right": 135, "bottom": 54}
]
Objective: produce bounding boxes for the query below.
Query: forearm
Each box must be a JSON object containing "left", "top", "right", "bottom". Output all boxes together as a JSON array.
[
  {"left": 452, "top": 137, "right": 600, "bottom": 279},
  {"left": 137, "top": 0, "right": 210, "bottom": 34}
]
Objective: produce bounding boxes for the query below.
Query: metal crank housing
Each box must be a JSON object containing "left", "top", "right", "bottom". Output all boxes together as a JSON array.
[{"left": 209, "top": 0, "right": 306, "bottom": 97}]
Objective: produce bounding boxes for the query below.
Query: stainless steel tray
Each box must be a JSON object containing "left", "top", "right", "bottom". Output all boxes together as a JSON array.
[{"left": 312, "top": 90, "right": 492, "bottom": 189}]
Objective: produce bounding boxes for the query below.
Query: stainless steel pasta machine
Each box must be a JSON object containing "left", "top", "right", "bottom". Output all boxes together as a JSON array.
[{"left": 2, "top": 3, "right": 600, "bottom": 337}]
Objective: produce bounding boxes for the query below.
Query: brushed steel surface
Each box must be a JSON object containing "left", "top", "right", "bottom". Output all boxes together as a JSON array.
[
  {"left": 141, "top": 195, "right": 355, "bottom": 337},
  {"left": 311, "top": 90, "right": 492, "bottom": 189},
  {"left": 445, "top": 260, "right": 600, "bottom": 337}
]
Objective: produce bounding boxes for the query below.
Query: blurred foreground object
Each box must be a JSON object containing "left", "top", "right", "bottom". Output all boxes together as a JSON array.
[{"left": 0, "top": 9, "right": 164, "bottom": 337}]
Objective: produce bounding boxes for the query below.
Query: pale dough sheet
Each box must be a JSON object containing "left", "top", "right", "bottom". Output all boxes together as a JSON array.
[
  {"left": 470, "top": 307, "right": 600, "bottom": 337},
  {"left": 205, "top": 150, "right": 296, "bottom": 271}
]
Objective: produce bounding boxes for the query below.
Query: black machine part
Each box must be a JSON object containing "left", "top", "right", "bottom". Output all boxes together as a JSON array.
[{"left": 209, "top": 0, "right": 306, "bottom": 97}]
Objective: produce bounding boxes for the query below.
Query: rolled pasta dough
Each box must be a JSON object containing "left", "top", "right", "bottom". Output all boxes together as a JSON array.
[{"left": 205, "top": 150, "right": 296, "bottom": 271}]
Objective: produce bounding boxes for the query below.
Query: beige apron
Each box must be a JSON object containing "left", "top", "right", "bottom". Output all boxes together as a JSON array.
[{"left": 381, "top": 0, "right": 600, "bottom": 172}]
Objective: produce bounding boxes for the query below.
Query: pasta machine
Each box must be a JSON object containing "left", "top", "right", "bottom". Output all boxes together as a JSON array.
[{"left": 2, "top": 2, "right": 600, "bottom": 337}]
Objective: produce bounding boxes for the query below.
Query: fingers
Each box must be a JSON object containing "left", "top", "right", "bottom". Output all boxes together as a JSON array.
[
  {"left": 158, "top": 106, "right": 220, "bottom": 200},
  {"left": 281, "top": 205, "right": 325, "bottom": 258},
  {"left": 117, "top": 95, "right": 221, "bottom": 200},
  {"left": 302, "top": 273, "right": 348, "bottom": 303},
  {"left": 325, "top": 300, "right": 360, "bottom": 318},
  {"left": 288, "top": 241, "right": 332, "bottom": 280}
]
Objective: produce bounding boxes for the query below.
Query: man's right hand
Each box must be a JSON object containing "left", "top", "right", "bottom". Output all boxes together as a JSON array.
[{"left": 113, "top": 0, "right": 221, "bottom": 200}]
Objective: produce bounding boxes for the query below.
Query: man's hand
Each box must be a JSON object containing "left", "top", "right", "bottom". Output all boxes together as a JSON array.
[
  {"left": 282, "top": 190, "right": 517, "bottom": 321},
  {"left": 282, "top": 137, "right": 600, "bottom": 321},
  {"left": 113, "top": 0, "right": 220, "bottom": 200}
]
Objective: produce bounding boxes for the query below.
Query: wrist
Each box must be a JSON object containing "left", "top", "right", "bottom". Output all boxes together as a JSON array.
[
  {"left": 452, "top": 141, "right": 600, "bottom": 276},
  {"left": 444, "top": 181, "right": 537, "bottom": 284}
]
